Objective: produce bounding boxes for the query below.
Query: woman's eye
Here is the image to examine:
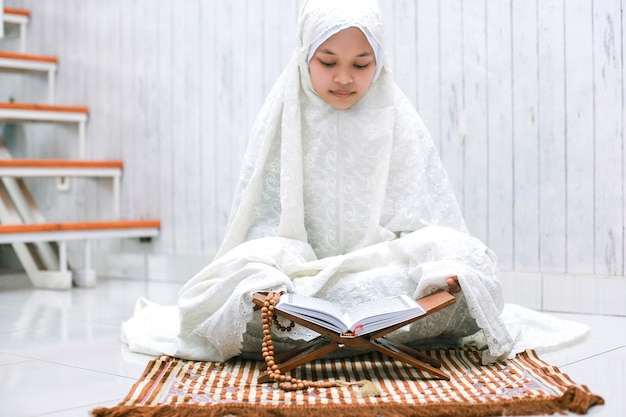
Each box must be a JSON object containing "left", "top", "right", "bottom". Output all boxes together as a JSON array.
[
  {"left": 319, "top": 60, "right": 335, "bottom": 67},
  {"left": 354, "top": 63, "right": 370, "bottom": 69}
]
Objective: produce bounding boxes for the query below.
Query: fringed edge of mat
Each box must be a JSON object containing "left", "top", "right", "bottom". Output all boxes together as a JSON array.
[{"left": 90, "top": 385, "right": 605, "bottom": 417}]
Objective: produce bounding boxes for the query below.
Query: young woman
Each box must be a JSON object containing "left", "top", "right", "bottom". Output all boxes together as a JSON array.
[{"left": 123, "top": 0, "right": 513, "bottom": 365}]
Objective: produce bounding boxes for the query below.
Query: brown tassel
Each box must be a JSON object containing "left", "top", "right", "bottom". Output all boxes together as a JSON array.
[{"left": 558, "top": 386, "right": 605, "bottom": 414}]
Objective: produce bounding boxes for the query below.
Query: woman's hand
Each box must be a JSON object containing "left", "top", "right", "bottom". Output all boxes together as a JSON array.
[{"left": 446, "top": 275, "right": 461, "bottom": 293}]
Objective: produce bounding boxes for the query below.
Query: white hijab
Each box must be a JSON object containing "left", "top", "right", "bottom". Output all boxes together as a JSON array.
[{"left": 216, "top": 0, "right": 467, "bottom": 260}]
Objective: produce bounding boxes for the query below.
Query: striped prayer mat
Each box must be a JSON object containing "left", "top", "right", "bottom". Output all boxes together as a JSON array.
[{"left": 91, "top": 348, "right": 603, "bottom": 417}]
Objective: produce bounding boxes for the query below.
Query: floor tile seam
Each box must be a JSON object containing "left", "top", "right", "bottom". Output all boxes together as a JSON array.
[
  {"left": 0, "top": 347, "right": 42, "bottom": 356},
  {"left": 576, "top": 340, "right": 626, "bottom": 350},
  {"left": 31, "top": 397, "right": 127, "bottom": 417},
  {"left": 0, "top": 355, "right": 37, "bottom": 366},
  {"left": 1, "top": 355, "right": 142, "bottom": 380},
  {"left": 40, "top": 358, "right": 142, "bottom": 379},
  {"left": 579, "top": 340, "right": 626, "bottom": 352},
  {"left": 559, "top": 345, "right": 626, "bottom": 367}
]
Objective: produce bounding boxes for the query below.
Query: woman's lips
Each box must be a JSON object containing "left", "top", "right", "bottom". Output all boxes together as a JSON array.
[{"left": 331, "top": 90, "right": 353, "bottom": 98}]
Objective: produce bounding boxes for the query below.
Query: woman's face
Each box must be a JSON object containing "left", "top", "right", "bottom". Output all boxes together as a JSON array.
[{"left": 308, "top": 27, "right": 377, "bottom": 110}]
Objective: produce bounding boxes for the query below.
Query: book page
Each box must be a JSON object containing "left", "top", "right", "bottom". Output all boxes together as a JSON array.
[
  {"left": 276, "top": 293, "right": 425, "bottom": 336},
  {"left": 346, "top": 295, "right": 415, "bottom": 322},
  {"left": 276, "top": 293, "right": 348, "bottom": 333},
  {"left": 345, "top": 295, "right": 425, "bottom": 334}
]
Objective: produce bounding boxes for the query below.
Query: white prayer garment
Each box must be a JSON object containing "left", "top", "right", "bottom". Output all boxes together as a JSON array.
[{"left": 122, "top": 0, "right": 588, "bottom": 365}]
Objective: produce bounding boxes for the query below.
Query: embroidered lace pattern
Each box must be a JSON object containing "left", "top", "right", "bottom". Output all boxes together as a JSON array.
[{"left": 172, "top": 0, "right": 514, "bottom": 364}]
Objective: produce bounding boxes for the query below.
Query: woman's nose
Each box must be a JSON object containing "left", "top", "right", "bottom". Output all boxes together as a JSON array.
[{"left": 333, "top": 68, "right": 354, "bottom": 85}]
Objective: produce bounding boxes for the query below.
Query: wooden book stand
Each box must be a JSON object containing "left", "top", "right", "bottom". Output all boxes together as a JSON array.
[{"left": 252, "top": 290, "right": 456, "bottom": 383}]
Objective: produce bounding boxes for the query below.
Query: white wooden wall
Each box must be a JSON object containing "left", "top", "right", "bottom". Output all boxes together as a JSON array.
[{"left": 1, "top": 1, "right": 624, "bottom": 314}]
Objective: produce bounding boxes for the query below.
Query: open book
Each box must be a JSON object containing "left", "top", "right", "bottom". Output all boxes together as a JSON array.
[{"left": 276, "top": 293, "right": 426, "bottom": 336}]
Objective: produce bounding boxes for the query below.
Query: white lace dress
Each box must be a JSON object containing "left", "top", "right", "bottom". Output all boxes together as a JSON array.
[{"left": 123, "top": 0, "right": 581, "bottom": 365}]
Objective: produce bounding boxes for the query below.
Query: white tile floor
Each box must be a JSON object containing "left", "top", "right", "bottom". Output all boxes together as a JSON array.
[{"left": 0, "top": 273, "right": 622, "bottom": 417}]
